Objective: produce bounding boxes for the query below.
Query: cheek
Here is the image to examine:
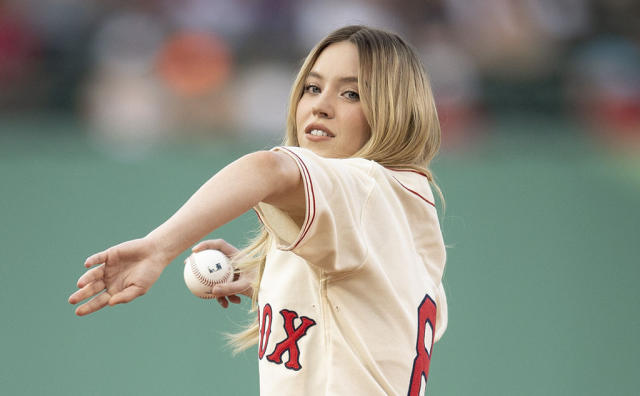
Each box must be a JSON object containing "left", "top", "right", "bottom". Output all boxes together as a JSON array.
[
  {"left": 295, "top": 97, "right": 311, "bottom": 123},
  {"left": 295, "top": 101, "right": 305, "bottom": 139},
  {"left": 352, "top": 110, "right": 371, "bottom": 143}
]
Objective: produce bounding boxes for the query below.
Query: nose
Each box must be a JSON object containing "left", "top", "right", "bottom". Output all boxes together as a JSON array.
[{"left": 311, "top": 92, "right": 334, "bottom": 119}]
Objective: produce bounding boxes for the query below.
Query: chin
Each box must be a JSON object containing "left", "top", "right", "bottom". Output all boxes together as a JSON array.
[{"left": 304, "top": 146, "right": 331, "bottom": 158}]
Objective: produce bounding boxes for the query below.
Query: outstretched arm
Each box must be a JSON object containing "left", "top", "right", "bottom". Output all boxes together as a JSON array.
[
  {"left": 148, "top": 150, "right": 304, "bottom": 260},
  {"left": 69, "top": 150, "right": 304, "bottom": 316}
]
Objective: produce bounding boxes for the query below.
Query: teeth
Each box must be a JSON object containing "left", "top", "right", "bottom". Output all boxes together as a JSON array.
[{"left": 309, "top": 129, "right": 330, "bottom": 137}]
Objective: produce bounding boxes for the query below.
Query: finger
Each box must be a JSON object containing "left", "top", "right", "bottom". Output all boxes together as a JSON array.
[
  {"left": 109, "top": 286, "right": 145, "bottom": 306},
  {"left": 192, "top": 239, "right": 232, "bottom": 252},
  {"left": 75, "top": 292, "right": 111, "bottom": 316},
  {"left": 212, "top": 280, "right": 251, "bottom": 297},
  {"left": 84, "top": 250, "right": 108, "bottom": 268},
  {"left": 217, "top": 297, "right": 229, "bottom": 308},
  {"left": 228, "top": 295, "right": 242, "bottom": 304},
  {"left": 192, "top": 239, "right": 239, "bottom": 257},
  {"left": 69, "top": 279, "right": 106, "bottom": 305},
  {"left": 77, "top": 265, "right": 105, "bottom": 288}
]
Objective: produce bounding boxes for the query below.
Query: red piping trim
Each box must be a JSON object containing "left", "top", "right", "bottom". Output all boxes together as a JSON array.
[
  {"left": 386, "top": 167, "right": 430, "bottom": 179},
  {"left": 253, "top": 208, "right": 265, "bottom": 225},
  {"left": 279, "top": 147, "right": 316, "bottom": 249},
  {"left": 391, "top": 176, "right": 436, "bottom": 208}
]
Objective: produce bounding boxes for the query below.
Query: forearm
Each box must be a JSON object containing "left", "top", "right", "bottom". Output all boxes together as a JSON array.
[{"left": 146, "top": 151, "right": 300, "bottom": 263}]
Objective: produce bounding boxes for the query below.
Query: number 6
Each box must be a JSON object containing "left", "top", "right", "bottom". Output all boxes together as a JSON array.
[{"left": 407, "top": 294, "right": 437, "bottom": 395}]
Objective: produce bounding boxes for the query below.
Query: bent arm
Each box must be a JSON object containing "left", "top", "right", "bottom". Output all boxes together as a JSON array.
[{"left": 148, "top": 150, "right": 304, "bottom": 263}]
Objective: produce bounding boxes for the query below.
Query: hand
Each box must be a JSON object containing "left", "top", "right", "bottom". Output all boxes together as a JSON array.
[
  {"left": 191, "top": 239, "right": 254, "bottom": 308},
  {"left": 69, "top": 237, "right": 170, "bottom": 316}
]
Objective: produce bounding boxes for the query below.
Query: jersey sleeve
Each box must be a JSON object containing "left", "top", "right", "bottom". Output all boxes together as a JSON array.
[{"left": 254, "top": 146, "right": 376, "bottom": 273}]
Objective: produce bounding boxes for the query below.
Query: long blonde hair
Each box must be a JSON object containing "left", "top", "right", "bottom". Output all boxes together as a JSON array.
[{"left": 228, "top": 25, "right": 443, "bottom": 353}]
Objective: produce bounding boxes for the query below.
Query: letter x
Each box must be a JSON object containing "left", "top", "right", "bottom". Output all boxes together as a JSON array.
[{"left": 266, "top": 309, "right": 316, "bottom": 371}]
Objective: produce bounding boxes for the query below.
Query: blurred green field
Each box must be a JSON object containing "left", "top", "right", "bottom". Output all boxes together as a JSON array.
[{"left": 1, "top": 116, "right": 638, "bottom": 395}]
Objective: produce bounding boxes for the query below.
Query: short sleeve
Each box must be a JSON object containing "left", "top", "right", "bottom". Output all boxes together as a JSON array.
[{"left": 254, "top": 146, "right": 376, "bottom": 273}]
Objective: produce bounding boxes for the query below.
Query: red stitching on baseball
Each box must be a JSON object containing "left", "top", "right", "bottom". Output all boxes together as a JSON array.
[{"left": 190, "top": 257, "right": 232, "bottom": 287}]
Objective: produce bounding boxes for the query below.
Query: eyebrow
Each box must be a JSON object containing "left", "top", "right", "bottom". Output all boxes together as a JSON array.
[{"left": 308, "top": 71, "right": 358, "bottom": 84}]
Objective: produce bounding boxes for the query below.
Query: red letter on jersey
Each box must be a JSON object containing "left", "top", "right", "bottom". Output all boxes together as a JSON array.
[
  {"left": 258, "top": 304, "right": 273, "bottom": 360},
  {"left": 266, "top": 309, "right": 316, "bottom": 371},
  {"left": 407, "top": 294, "right": 437, "bottom": 396}
]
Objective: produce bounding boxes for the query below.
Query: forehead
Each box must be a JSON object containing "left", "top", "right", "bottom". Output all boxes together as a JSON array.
[{"left": 309, "top": 41, "right": 359, "bottom": 78}]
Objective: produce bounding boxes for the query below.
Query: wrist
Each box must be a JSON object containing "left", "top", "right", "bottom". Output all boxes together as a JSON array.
[{"left": 143, "top": 233, "right": 177, "bottom": 267}]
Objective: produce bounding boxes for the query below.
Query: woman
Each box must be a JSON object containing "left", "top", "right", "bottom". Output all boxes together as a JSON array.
[{"left": 69, "top": 25, "right": 447, "bottom": 395}]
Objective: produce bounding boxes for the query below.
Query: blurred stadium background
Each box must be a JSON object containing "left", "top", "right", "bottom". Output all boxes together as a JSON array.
[{"left": 1, "top": 1, "right": 639, "bottom": 395}]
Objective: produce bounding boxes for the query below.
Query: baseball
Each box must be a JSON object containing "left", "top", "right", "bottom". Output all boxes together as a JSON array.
[{"left": 184, "top": 249, "right": 233, "bottom": 299}]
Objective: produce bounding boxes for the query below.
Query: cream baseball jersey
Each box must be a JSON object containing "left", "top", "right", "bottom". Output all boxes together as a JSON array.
[{"left": 254, "top": 146, "right": 447, "bottom": 395}]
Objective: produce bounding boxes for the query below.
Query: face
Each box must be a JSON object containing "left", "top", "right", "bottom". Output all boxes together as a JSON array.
[{"left": 296, "top": 41, "right": 371, "bottom": 158}]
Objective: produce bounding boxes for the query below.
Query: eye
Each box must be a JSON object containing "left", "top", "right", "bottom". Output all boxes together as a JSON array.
[
  {"left": 344, "top": 90, "right": 360, "bottom": 101},
  {"left": 304, "top": 84, "right": 321, "bottom": 94}
]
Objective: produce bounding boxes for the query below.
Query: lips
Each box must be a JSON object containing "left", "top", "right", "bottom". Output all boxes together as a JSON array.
[{"left": 304, "top": 123, "right": 335, "bottom": 138}]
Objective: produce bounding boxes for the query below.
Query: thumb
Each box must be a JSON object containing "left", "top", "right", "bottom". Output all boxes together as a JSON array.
[{"left": 212, "top": 280, "right": 251, "bottom": 298}]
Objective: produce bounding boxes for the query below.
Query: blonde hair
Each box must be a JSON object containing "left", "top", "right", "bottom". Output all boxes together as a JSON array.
[{"left": 228, "top": 25, "right": 443, "bottom": 353}]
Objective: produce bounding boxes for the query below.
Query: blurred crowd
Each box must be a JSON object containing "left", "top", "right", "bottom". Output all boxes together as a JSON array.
[{"left": 0, "top": 0, "right": 639, "bottom": 150}]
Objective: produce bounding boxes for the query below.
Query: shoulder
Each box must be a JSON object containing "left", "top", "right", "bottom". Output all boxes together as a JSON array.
[
  {"left": 273, "top": 146, "right": 377, "bottom": 177},
  {"left": 373, "top": 166, "right": 437, "bottom": 209}
]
